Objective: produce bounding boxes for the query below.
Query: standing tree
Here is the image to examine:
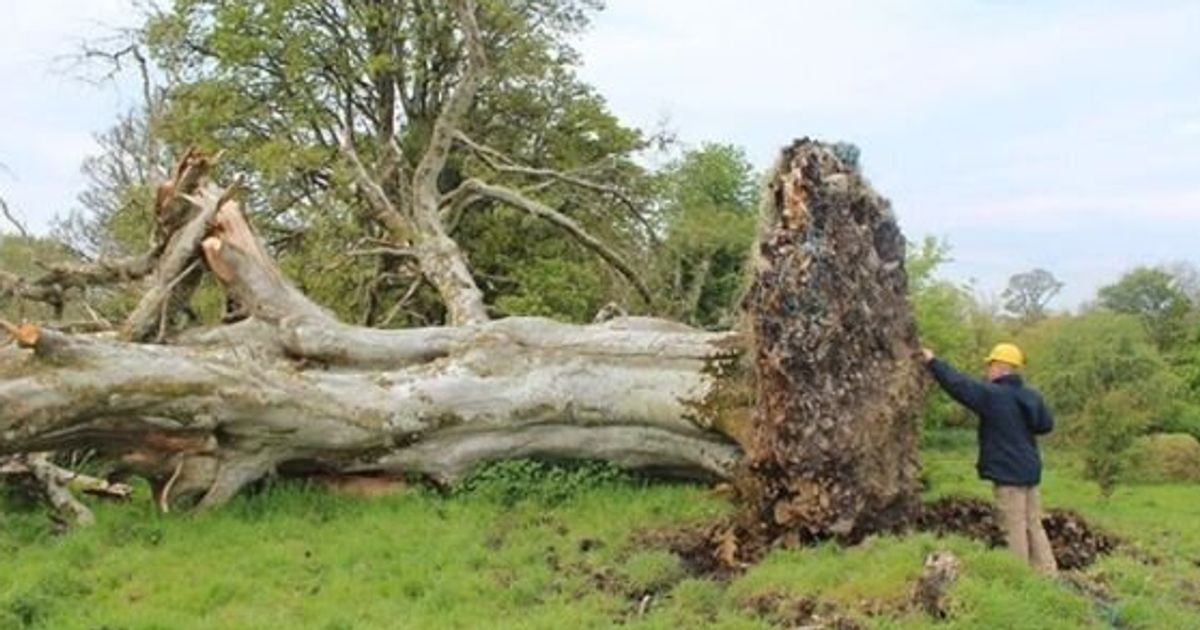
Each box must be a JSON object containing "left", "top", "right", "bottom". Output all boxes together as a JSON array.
[
  {"left": 1162, "top": 261, "right": 1200, "bottom": 305},
  {"left": 1098, "top": 267, "right": 1193, "bottom": 350},
  {"left": 132, "top": 0, "right": 655, "bottom": 329},
  {"left": 655, "top": 143, "right": 758, "bottom": 328},
  {"left": 1002, "top": 268, "right": 1063, "bottom": 323}
]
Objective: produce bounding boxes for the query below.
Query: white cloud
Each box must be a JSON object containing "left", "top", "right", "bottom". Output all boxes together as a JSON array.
[{"left": 918, "top": 189, "right": 1200, "bottom": 232}]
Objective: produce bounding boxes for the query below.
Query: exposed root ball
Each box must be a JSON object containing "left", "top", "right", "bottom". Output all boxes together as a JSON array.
[{"left": 731, "top": 138, "right": 926, "bottom": 558}]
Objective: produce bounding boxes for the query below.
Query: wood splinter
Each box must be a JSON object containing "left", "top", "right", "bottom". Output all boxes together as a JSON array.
[{"left": 0, "top": 319, "right": 41, "bottom": 348}]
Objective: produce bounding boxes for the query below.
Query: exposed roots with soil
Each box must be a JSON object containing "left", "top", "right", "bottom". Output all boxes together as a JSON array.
[
  {"left": 686, "top": 138, "right": 927, "bottom": 573},
  {"left": 665, "top": 496, "right": 1117, "bottom": 584},
  {"left": 920, "top": 496, "right": 1118, "bottom": 570}
]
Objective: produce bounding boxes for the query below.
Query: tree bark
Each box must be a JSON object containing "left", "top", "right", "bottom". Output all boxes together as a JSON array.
[{"left": 0, "top": 199, "right": 745, "bottom": 511}]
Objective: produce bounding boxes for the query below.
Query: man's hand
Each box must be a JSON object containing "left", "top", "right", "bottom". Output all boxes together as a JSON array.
[{"left": 920, "top": 348, "right": 935, "bottom": 365}]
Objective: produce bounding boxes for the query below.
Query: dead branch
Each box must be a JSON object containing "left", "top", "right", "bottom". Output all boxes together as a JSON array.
[
  {"left": 1, "top": 196, "right": 29, "bottom": 237},
  {"left": 122, "top": 155, "right": 229, "bottom": 342},
  {"left": 0, "top": 150, "right": 211, "bottom": 319}
]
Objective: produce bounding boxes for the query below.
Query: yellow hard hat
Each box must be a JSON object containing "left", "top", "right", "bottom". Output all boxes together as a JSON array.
[{"left": 985, "top": 343, "right": 1025, "bottom": 368}]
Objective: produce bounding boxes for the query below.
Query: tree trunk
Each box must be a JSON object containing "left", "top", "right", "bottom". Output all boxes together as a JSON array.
[{"left": 0, "top": 198, "right": 745, "bottom": 511}]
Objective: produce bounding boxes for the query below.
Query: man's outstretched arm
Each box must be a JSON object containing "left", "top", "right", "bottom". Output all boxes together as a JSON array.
[{"left": 921, "top": 349, "right": 988, "bottom": 412}]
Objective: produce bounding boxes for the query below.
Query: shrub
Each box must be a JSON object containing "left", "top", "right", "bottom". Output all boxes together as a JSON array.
[
  {"left": 453, "top": 459, "right": 630, "bottom": 506},
  {"left": 1150, "top": 401, "right": 1200, "bottom": 441},
  {"left": 1019, "top": 313, "right": 1181, "bottom": 441},
  {"left": 1124, "top": 433, "right": 1200, "bottom": 483},
  {"left": 1078, "top": 389, "right": 1152, "bottom": 498}
]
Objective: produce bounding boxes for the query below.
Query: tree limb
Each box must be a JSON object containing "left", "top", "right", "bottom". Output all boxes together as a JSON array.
[
  {"left": 412, "top": 0, "right": 484, "bottom": 213},
  {"left": 122, "top": 177, "right": 234, "bottom": 342},
  {"left": 0, "top": 196, "right": 29, "bottom": 237},
  {"left": 340, "top": 134, "right": 416, "bottom": 243},
  {"left": 455, "top": 178, "right": 654, "bottom": 306},
  {"left": 454, "top": 131, "right": 656, "bottom": 236}
]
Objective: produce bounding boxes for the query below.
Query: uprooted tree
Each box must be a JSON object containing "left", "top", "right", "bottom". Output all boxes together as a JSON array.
[
  {"left": 1, "top": 0, "right": 925, "bottom": 537},
  {"left": 0, "top": 137, "right": 924, "bottom": 540},
  {"left": 0, "top": 148, "right": 744, "bottom": 517}
]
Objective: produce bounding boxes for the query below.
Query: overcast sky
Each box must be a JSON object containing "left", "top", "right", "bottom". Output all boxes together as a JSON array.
[{"left": 2, "top": 1, "right": 1198, "bottom": 309}]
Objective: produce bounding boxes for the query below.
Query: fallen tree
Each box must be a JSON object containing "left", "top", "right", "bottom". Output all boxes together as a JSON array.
[
  {"left": 0, "top": 160, "right": 745, "bottom": 517},
  {"left": 1, "top": 8, "right": 931, "bottom": 535},
  {"left": 1, "top": 138, "right": 927, "bottom": 539}
]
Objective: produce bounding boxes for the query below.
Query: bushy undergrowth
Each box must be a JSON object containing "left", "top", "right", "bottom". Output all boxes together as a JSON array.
[
  {"left": 452, "top": 459, "right": 631, "bottom": 506},
  {"left": 1124, "top": 433, "right": 1200, "bottom": 483}
]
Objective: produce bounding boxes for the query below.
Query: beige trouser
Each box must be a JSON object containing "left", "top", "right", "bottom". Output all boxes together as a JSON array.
[{"left": 993, "top": 484, "right": 1058, "bottom": 573}]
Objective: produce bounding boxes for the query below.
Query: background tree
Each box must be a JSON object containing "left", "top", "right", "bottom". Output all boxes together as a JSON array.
[
  {"left": 1162, "top": 261, "right": 1200, "bottom": 305},
  {"left": 120, "top": 0, "right": 654, "bottom": 328},
  {"left": 1017, "top": 312, "right": 1190, "bottom": 494},
  {"left": 1002, "top": 268, "right": 1063, "bottom": 324},
  {"left": 654, "top": 143, "right": 757, "bottom": 328},
  {"left": 0, "top": 234, "right": 83, "bottom": 322},
  {"left": 908, "top": 237, "right": 1003, "bottom": 430},
  {"left": 1097, "top": 266, "right": 1193, "bottom": 350}
]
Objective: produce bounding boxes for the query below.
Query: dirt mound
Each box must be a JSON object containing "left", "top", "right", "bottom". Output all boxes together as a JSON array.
[
  {"left": 918, "top": 497, "right": 1005, "bottom": 545},
  {"left": 1042, "top": 510, "right": 1119, "bottom": 570},
  {"left": 920, "top": 496, "right": 1118, "bottom": 570},
  {"left": 659, "top": 497, "right": 1116, "bottom": 580}
]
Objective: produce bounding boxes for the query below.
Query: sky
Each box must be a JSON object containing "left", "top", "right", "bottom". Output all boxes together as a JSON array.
[{"left": 2, "top": 1, "right": 1198, "bottom": 309}]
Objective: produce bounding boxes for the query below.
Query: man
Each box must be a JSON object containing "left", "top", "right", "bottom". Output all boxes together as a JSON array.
[{"left": 920, "top": 343, "right": 1057, "bottom": 573}]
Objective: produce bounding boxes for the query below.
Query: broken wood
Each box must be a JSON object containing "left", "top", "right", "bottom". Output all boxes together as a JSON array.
[
  {"left": 0, "top": 453, "right": 132, "bottom": 528},
  {"left": 913, "top": 551, "right": 959, "bottom": 619}
]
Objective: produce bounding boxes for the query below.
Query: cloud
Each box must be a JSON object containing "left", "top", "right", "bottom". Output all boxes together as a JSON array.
[{"left": 915, "top": 189, "right": 1200, "bottom": 232}]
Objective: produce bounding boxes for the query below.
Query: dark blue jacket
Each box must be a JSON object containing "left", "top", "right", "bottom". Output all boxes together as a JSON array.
[{"left": 928, "top": 358, "right": 1054, "bottom": 486}]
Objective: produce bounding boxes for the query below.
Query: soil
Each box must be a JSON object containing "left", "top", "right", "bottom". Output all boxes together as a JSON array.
[
  {"left": 660, "top": 496, "right": 1117, "bottom": 581},
  {"left": 738, "top": 591, "right": 862, "bottom": 629},
  {"left": 919, "top": 496, "right": 1117, "bottom": 570}
]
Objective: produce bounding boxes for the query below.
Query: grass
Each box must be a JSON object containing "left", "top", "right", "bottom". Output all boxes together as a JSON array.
[{"left": 2, "top": 435, "right": 1199, "bottom": 629}]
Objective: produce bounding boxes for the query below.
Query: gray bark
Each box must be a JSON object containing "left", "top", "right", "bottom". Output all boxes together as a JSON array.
[
  {"left": 0, "top": 316, "right": 742, "bottom": 509},
  {"left": 0, "top": 197, "right": 745, "bottom": 511}
]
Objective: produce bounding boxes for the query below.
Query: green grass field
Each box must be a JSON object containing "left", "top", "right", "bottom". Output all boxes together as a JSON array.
[{"left": 3, "top": 433, "right": 1198, "bottom": 629}]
